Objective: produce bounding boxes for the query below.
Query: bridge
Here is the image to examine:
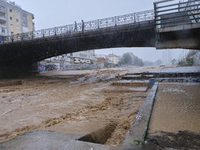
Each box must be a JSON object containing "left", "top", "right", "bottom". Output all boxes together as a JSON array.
[{"left": 0, "top": 0, "right": 200, "bottom": 77}]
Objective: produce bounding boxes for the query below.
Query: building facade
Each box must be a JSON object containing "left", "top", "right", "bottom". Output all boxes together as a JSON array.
[
  {"left": 162, "top": 50, "right": 172, "bottom": 66},
  {"left": 107, "top": 54, "right": 120, "bottom": 64},
  {"left": 0, "top": 0, "right": 34, "bottom": 38},
  {"left": 67, "top": 50, "right": 96, "bottom": 64}
]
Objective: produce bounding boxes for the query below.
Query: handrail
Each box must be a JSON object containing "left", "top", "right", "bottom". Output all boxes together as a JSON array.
[
  {"left": 155, "top": 0, "right": 200, "bottom": 29},
  {"left": 156, "top": 4, "right": 200, "bottom": 14},
  {"left": 156, "top": 0, "right": 200, "bottom": 9},
  {"left": 154, "top": 0, "right": 174, "bottom": 5},
  {"left": 0, "top": 9, "right": 155, "bottom": 44}
]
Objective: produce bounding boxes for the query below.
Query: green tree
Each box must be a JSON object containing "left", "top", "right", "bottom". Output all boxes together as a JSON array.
[
  {"left": 118, "top": 60, "right": 125, "bottom": 66},
  {"left": 134, "top": 56, "right": 139, "bottom": 66},
  {"left": 171, "top": 59, "right": 177, "bottom": 65},
  {"left": 155, "top": 59, "right": 162, "bottom": 66},
  {"left": 122, "top": 53, "right": 132, "bottom": 65},
  {"left": 138, "top": 59, "right": 144, "bottom": 67},
  {"left": 186, "top": 58, "right": 193, "bottom": 66}
]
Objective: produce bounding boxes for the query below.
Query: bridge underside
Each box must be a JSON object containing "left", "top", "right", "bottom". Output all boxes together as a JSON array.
[
  {"left": 0, "top": 21, "right": 155, "bottom": 67},
  {"left": 156, "top": 24, "right": 200, "bottom": 50}
]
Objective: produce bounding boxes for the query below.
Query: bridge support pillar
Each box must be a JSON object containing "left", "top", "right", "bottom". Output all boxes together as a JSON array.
[{"left": 0, "top": 63, "right": 38, "bottom": 79}]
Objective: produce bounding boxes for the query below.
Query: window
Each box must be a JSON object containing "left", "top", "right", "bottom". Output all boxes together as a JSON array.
[
  {"left": 2, "top": 28, "right": 5, "bottom": 33},
  {"left": 16, "top": 19, "right": 19, "bottom": 22},
  {"left": 11, "top": 32, "right": 13, "bottom": 35},
  {"left": 23, "top": 20, "right": 28, "bottom": 27},
  {"left": 17, "top": 26, "right": 19, "bottom": 30},
  {"left": 9, "top": 9, "right": 12, "bottom": 12},
  {"left": 10, "top": 17, "right": 12, "bottom": 20},
  {"left": 10, "top": 24, "right": 13, "bottom": 28},
  {"left": 23, "top": 13, "right": 27, "bottom": 20},
  {"left": 16, "top": 11, "right": 18, "bottom": 15}
]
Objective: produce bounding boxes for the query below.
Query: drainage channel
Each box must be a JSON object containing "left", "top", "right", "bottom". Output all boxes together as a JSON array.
[
  {"left": 76, "top": 75, "right": 152, "bottom": 147},
  {"left": 122, "top": 72, "right": 200, "bottom": 83},
  {"left": 77, "top": 72, "right": 199, "bottom": 148},
  {"left": 120, "top": 71, "right": 200, "bottom": 149},
  {"left": 78, "top": 122, "right": 118, "bottom": 144}
]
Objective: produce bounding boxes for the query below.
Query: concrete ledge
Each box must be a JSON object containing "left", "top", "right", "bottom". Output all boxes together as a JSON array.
[
  {"left": 121, "top": 82, "right": 158, "bottom": 149},
  {"left": 157, "top": 23, "right": 200, "bottom": 33},
  {"left": 112, "top": 80, "right": 149, "bottom": 87},
  {"left": 122, "top": 75, "right": 154, "bottom": 80},
  {"left": 0, "top": 130, "right": 118, "bottom": 150},
  {"left": 156, "top": 38, "right": 200, "bottom": 50}
]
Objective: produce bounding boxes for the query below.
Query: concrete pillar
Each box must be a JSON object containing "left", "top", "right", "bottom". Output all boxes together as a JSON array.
[{"left": 0, "top": 63, "right": 38, "bottom": 79}]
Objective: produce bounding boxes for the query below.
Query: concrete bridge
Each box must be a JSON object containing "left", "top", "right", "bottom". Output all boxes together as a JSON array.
[
  {"left": 0, "top": 9, "right": 155, "bottom": 67},
  {"left": 0, "top": 0, "right": 200, "bottom": 77}
]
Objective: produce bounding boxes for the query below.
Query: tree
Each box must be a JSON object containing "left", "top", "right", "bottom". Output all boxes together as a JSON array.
[
  {"left": 118, "top": 60, "right": 125, "bottom": 66},
  {"left": 138, "top": 59, "right": 144, "bottom": 67},
  {"left": 178, "top": 58, "right": 193, "bottom": 66},
  {"left": 134, "top": 56, "right": 139, "bottom": 66},
  {"left": 186, "top": 58, "right": 193, "bottom": 66},
  {"left": 122, "top": 53, "right": 132, "bottom": 65},
  {"left": 133, "top": 56, "right": 144, "bottom": 66},
  {"left": 144, "top": 61, "right": 154, "bottom": 66},
  {"left": 154, "top": 59, "right": 162, "bottom": 66},
  {"left": 171, "top": 59, "right": 177, "bottom": 65}
]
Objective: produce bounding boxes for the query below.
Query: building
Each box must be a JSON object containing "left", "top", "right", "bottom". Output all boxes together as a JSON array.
[
  {"left": 95, "top": 54, "right": 107, "bottom": 59},
  {"left": 162, "top": 50, "right": 172, "bottom": 65},
  {"left": 127, "top": 52, "right": 136, "bottom": 65},
  {"left": 44, "top": 50, "right": 97, "bottom": 68},
  {"left": 0, "top": 0, "right": 34, "bottom": 38},
  {"left": 67, "top": 50, "right": 96, "bottom": 64},
  {"left": 107, "top": 54, "right": 120, "bottom": 64}
]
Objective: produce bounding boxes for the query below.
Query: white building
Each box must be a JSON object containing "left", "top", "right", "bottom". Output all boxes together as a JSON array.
[
  {"left": 107, "top": 54, "right": 120, "bottom": 64},
  {"left": 162, "top": 50, "right": 172, "bottom": 65},
  {"left": 45, "top": 50, "right": 96, "bottom": 65},
  {"left": 67, "top": 50, "right": 96, "bottom": 63},
  {"left": 96, "top": 54, "right": 107, "bottom": 58}
]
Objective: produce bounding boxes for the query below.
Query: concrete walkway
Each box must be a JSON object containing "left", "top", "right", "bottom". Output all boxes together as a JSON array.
[
  {"left": 0, "top": 130, "right": 118, "bottom": 150},
  {"left": 121, "top": 82, "right": 158, "bottom": 150}
]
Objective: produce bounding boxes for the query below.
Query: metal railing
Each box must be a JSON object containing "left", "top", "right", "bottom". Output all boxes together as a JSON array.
[
  {"left": 0, "top": 9, "right": 154, "bottom": 44},
  {"left": 154, "top": 0, "right": 200, "bottom": 28},
  {"left": 0, "top": 15, "right": 6, "bottom": 21},
  {"left": 0, "top": 7, "right": 6, "bottom": 13}
]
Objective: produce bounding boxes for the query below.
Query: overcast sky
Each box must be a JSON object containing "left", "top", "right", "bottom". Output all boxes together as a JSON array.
[{"left": 13, "top": 0, "right": 188, "bottom": 62}]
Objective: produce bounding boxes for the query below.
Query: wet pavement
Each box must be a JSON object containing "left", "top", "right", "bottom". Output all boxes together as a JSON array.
[
  {"left": 147, "top": 82, "right": 200, "bottom": 149},
  {"left": 0, "top": 130, "right": 118, "bottom": 150}
]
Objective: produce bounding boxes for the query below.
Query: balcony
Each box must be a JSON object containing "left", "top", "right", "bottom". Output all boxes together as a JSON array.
[
  {"left": 0, "top": 7, "right": 6, "bottom": 13},
  {"left": 0, "top": 24, "right": 6, "bottom": 28},
  {"left": 0, "top": 31, "right": 6, "bottom": 36},
  {"left": 0, "top": 16, "right": 6, "bottom": 22}
]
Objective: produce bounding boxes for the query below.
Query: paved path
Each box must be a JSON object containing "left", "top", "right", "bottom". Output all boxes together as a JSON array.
[{"left": 0, "top": 130, "right": 118, "bottom": 150}]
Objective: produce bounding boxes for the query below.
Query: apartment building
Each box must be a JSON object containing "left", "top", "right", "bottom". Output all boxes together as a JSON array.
[
  {"left": 0, "top": 0, "right": 34, "bottom": 38},
  {"left": 162, "top": 50, "right": 172, "bottom": 66},
  {"left": 67, "top": 50, "right": 97, "bottom": 64},
  {"left": 45, "top": 50, "right": 97, "bottom": 65},
  {"left": 107, "top": 54, "right": 120, "bottom": 64}
]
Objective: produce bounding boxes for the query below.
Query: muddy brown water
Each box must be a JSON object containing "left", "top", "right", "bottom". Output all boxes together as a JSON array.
[
  {"left": 0, "top": 67, "right": 158, "bottom": 147},
  {"left": 147, "top": 82, "right": 200, "bottom": 149}
]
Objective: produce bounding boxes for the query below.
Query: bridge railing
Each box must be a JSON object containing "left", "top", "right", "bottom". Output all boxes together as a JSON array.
[
  {"left": 0, "top": 9, "right": 154, "bottom": 44},
  {"left": 154, "top": 0, "right": 200, "bottom": 28}
]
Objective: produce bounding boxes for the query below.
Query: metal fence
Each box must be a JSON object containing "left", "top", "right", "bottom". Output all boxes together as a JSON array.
[
  {"left": 0, "top": 9, "right": 154, "bottom": 44},
  {"left": 154, "top": 0, "right": 200, "bottom": 28}
]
